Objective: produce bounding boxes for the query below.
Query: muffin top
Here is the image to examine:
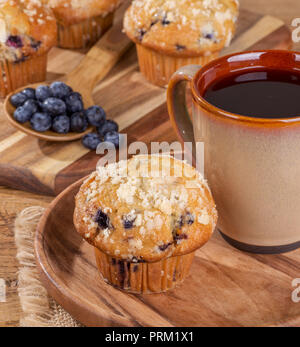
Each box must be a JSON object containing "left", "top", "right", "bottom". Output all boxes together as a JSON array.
[
  {"left": 47, "top": 0, "right": 124, "bottom": 25},
  {"left": 124, "top": 0, "right": 239, "bottom": 57},
  {"left": 0, "top": 0, "right": 57, "bottom": 62},
  {"left": 74, "top": 155, "right": 217, "bottom": 263}
]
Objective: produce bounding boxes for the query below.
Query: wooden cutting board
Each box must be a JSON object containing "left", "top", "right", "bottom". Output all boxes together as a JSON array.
[{"left": 0, "top": 9, "right": 292, "bottom": 196}]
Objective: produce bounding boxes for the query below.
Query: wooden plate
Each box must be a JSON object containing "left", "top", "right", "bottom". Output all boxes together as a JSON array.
[
  {"left": 35, "top": 178, "right": 300, "bottom": 327},
  {"left": 4, "top": 83, "right": 93, "bottom": 142}
]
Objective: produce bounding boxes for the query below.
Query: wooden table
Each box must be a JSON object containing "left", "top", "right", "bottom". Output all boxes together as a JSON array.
[{"left": 1, "top": 0, "right": 300, "bottom": 327}]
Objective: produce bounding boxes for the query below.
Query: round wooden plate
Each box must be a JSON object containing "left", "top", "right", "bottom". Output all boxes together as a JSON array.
[
  {"left": 34, "top": 177, "right": 174, "bottom": 327},
  {"left": 4, "top": 83, "right": 93, "bottom": 142},
  {"left": 34, "top": 178, "right": 300, "bottom": 327}
]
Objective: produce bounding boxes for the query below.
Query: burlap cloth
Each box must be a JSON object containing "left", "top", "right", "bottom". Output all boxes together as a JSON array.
[{"left": 14, "top": 206, "right": 83, "bottom": 327}]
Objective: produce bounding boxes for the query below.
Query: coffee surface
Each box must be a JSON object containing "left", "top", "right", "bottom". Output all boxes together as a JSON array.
[{"left": 203, "top": 69, "right": 300, "bottom": 118}]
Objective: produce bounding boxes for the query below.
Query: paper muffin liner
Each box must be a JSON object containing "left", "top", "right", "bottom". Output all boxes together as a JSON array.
[
  {"left": 0, "top": 53, "right": 47, "bottom": 98},
  {"left": 94, "top": 248, "right": 195, "bottom": 294},
  {"left": 136, "top": 44, "right": 220, "bottom": 87},
  {"left": 57, "top": 13, "right": 114, "bottom": 49}
]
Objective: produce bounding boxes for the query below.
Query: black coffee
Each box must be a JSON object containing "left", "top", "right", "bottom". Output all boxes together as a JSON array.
[{"left": 203, "top": 68, "right": 300, "bottom": 118}]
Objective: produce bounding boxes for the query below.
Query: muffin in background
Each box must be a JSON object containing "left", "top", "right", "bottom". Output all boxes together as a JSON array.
[
  {"left": 74, "top": 155, "right": 217, "bottom": 294},
  {"left": 48, "top": 0, "right": 124, "bottom": 49},
  {"left": 124, "top": 0, "right": 239, "bottom": 87},
  {"left": 0, "top": 0, "right": 57, "bottom": 97}
]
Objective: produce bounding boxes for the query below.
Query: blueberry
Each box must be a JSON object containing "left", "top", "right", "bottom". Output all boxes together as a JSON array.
[
  {"left": 137, "top": 28, "right": 146, "bottom": 41},
  {"left": 23, "top": 99, "right": 39, "bottom": 116},
  {"left": 52, "top": 115, "right": 70, "bottom": 134},
  {"left": 42, "top": 97, "right": 66, "bottom": 116},
  {"left": 6, "top": 35, "right": 23, "bottom": 48},
  {"left": 104, "top": 131, "right": 120, "bottom": 148},
  {"left": 85, "top": 105, "right": 106, "bottom": 127},
  {"left": 159, "top": 243, "right": 172, "bottom": 251},
  {"left": 176, "top": 44, "right": 186, "bottom": 51},
  {"left": 185, "top": 212, "right": 194, "bottom": 225},
  {"left": 176, "top": 215, "right": 185, "bottom": 229},
  {"left": 162, "top": 14, "right": 171, "bottom": 26},
  {"left": 174, "top": 233, "right": 188, "bottom": 242},
  {"left": 13, "top": 106, "right": 32, "bottom": 123},
  {"left": 123, "top": 220, "right": 134, "bottom": 229},
  {"left": 94, "top": 209, "right": 110, "bottom": 229},
  {"left": 202, "top": 31, "right": 218, "bottom": 43},
  {"left": 30, "top": 112, "right": 52, "bottom": 132},
  {"left": 36, "top": 85, "right": 52, "bottom": 102},
  {"left": 70, "top": 112, "right": 88, "bottom": 133},
  {"left": 204, "top": 33, "right": 214, "bottom": 40},
  {"left": 162, "top": 19, "right": 171, "bottom": 25},
  {"left": 122, "top": 214, "right": 136, "bottom": 229},
  {"left": 50, "top": 81, "right": 72, "bottom": 99},
  {"left": 30, "top": 38, "right": 41, "bottom": 50},
  {"left": 10, "top": 92, "right": 27, "bottom": 107},
  {"left": 21, "top": 88, "right": 36, "bottom": 100},
  {"left": 65, "top": 92, "right": 84, "bottom": 114},
  {"left": 97, "top": 119, "right": 119, "bottom": 137},
  {"left": 82, "top": 133, "right": 102, "bottom": 150}
]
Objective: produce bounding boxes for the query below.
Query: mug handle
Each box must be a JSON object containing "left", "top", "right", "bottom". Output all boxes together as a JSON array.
[{"left": 167, "top": 65, "right": 201, "bottom": 164}]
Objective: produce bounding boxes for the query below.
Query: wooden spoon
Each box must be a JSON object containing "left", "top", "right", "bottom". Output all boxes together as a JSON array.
[{"left": 3, "top": 18, "right": 132, "bottom": 142}]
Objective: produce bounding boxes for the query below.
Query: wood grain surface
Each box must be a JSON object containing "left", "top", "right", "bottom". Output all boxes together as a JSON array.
[
  {"left": 0, "top": 9, "right": 292, "bottom": 196},
  {"left": 1, "top": 0, "right": 300, "bottom": 327},
  {"left": 35, "top": 178, "right": 300, "bottom": 327}
]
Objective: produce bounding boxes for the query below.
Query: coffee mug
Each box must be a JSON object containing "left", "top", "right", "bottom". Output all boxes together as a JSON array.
[{"left": 167, "top": 50, "right": 300, "bottom": 254}]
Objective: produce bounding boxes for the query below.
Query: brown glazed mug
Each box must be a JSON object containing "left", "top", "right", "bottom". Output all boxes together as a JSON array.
[{"left": 167, "top": 50, "right": 300, "bottom": 254}]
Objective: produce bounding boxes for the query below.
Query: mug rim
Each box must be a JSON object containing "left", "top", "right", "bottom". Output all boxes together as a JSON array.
[{"left": 191, "top": 49, "right": 300, "bottom": 126}]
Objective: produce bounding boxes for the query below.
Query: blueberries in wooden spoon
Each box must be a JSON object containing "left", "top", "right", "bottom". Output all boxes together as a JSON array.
[{"left": 9, "top": 82, "right": 120, "bottom": 149}]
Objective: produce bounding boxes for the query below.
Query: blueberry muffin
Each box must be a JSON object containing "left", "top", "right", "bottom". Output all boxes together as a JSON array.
[
  {"left": 74, "top": 155, "right": 217, "bottom": 293},
  {"left": 124, "top": 0, "right": 239, "bottom": 86},
  {"left": 0, "top": 0, "right": 57, "bottom": 97},
  {"left": 48, "top": 0, "right": 124, "bottom": 49}
]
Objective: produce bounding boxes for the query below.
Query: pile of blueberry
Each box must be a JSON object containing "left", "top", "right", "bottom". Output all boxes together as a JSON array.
[{"left": 10, "top": 81, "right": 120, "bottom": 150}]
